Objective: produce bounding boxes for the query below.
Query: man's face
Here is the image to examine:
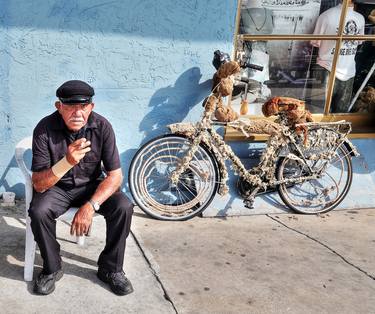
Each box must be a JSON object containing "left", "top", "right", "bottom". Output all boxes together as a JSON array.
[{"left": 55, "top": 101, "right": 94, "bottom": 132}]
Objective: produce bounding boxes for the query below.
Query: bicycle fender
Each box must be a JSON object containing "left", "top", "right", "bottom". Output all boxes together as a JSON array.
[
  {"left": 167, "top": 122, "right": 196, "bottom": 137},
  {"left": 343, "top": 138, "right": 360, "bottom": 157}
]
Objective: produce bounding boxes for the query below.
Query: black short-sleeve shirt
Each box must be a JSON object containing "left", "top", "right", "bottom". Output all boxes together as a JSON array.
[{"left": 32, "top": 111, "right": 121, "bottom": 189}]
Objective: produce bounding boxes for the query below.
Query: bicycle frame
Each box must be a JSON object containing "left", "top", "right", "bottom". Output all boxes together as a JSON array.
[
  {"left": 168, "top": 105, "right": 359, "bottom": 208},
  {"left": 129, "top": 55, "right": 360, "bottom": 219}
]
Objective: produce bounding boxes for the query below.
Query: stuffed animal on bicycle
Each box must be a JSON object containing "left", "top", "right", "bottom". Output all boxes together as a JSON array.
[
  {"left": 262, "top": 96, "right": 314, "bottom": 143},
  {"left": 210, "top": 60, "right": 241, "bottom": 122}
]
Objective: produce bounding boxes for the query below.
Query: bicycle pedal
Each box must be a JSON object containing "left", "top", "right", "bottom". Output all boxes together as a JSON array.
[{"left": 243, "top": 200, "right": 254, "bottom": 209}]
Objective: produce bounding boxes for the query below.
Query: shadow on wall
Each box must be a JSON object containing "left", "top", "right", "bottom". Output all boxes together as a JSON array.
[
  {"left": 120, "top": 67, "right": 212, "bottom": 192},
  {"left": 1, "top": 0, "right": 237, "bottom": 199},
  {"left": 140, "top": 67, "right": 211, "bottom": 139}
]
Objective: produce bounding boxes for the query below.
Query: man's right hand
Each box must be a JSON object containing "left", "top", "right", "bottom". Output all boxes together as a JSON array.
[{"left": 66, "top": 138, "right": 91, "bottom": 165}]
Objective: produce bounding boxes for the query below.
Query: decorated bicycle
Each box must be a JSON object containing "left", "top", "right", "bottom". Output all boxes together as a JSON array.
[{"left": 129, "top": 52, "right": 359, "bottom": 221}]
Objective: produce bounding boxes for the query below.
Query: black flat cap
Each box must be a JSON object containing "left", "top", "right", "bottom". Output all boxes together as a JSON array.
[{"left": 56, "top": 80, "right": 95, "bottom": 104}]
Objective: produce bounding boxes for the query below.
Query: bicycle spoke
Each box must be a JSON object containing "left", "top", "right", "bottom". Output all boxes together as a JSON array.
[
  {"left": 278, "top": 144, "right": 352, "bottom": 214},
  {"left": 175, "top": 186, "right": 190, "bottom": 205},
  {"left": 130, "top": 135, "right": 218, "bottom": 220},
  {"left": 177, "top": 179, "right": 201, "bottom": 200}
]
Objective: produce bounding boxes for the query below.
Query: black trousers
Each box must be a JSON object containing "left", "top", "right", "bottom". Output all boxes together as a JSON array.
[{"left": 29, "top": 181, "right": 134, "bottom": 274}]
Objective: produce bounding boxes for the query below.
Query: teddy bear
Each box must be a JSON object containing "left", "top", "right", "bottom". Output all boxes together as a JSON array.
[
  {"left": 207, "top": 61, "right": 241, "bottom": 122},
  {"left": 262, "top": 96, "right": 314, "bottom": 144}
]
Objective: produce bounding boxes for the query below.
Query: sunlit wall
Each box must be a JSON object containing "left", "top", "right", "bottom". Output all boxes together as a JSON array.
[{"left": 0, "top": 0, "right": 237, "bottom": 196}]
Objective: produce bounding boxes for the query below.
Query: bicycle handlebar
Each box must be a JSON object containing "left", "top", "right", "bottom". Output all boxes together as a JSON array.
[
  {"left": 237, "top": 77, "right": 250, "bottom": 84},
  {"left": 236, "top": 61, "right": 263, "bottom": 84},
  {"left": 240, "top": 62, "right": 264, "bottom": 72}
]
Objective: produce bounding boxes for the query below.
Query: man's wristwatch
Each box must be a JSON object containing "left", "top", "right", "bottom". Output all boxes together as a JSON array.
[{"left": 88, "top": 199, "right": 100, "bottom": 212}]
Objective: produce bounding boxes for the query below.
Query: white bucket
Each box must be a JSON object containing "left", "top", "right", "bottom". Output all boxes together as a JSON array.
[{"left": 2, "top": 192, "right": 16, "bottom": 206}]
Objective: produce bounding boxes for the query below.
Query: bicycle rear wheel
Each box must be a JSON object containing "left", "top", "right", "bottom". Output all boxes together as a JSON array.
[
  {"left": 277, "top": 145, "right": 353, "bottom": 214},
  {"left": 129, "top": 134, "right": 219, "bottom": 220}
]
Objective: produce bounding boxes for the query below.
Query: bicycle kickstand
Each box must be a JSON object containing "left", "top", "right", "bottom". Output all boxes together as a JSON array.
[{"left": 243, "top": 187, "right": 260, "bottom": 209}]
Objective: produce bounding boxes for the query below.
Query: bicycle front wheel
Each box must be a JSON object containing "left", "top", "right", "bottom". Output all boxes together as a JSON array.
[
  {"left": 129, "top": 134, "right": 219, "bottom": 220},
  {"left": 277, "top": 145, "right": 353, "bottom": 214}
]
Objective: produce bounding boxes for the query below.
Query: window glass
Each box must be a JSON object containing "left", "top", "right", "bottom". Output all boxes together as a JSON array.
[
  {"left": 232, "top": 39, "right": 337, "bottom": 115},
  {"left": 342, "top": 40, "right": 375, "bottom": 114},
  {"left": 235, "top": 1, "right": 375, "bottom": 117},
  {"left": 239, "top": 0, "right": 341, "bottom": 36},
  {"left": 354, "top": 1, "right": 375, "bottom": 35},
  {"left": 310, "top": 36, "right": 369, "bottom": 114},
  {"left": 344, "top": 2, "right": 367, "bottom": 37}
]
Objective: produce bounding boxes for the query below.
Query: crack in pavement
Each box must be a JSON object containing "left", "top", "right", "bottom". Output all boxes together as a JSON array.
[
  {"left": 130, "top": 231, "right": 179, "bottom": 314},
  {"left": 266, "top": 214, "right": 375, "bottom": 281}
]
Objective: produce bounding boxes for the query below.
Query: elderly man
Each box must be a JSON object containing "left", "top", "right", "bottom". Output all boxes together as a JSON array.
[{"left": 29, "top": 80, "right": 134, "bottom": 296}]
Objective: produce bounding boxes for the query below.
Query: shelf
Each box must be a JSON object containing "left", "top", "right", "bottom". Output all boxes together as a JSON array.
[{"left": 224, "top": 113, "right": 375, "bottom": 141}]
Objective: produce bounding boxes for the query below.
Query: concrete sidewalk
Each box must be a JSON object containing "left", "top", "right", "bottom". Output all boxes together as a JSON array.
[
  {"left": 0, "top": 203, "right": 374, "bottom": 313},
  {"left": 0, "top": 204, "right": 175, "bottom": 314},
  {"left": 131, "top": 207, "right": 375, "bottom": 314}
]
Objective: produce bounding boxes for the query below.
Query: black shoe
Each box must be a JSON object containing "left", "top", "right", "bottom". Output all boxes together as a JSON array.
[
  {"left": 34, "top": 269, "right": 63, "bottom": 295},
  {"left": 97, "top": 268, "right": 134, "bottom": 296}
]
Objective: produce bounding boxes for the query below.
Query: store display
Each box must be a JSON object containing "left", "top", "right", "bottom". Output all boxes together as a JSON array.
[
  {"left": 310, "top": 1, "right": 365, "bottom": 112},
  {"left": 240, "top": 0, "right": 273, "bottom": 84}
]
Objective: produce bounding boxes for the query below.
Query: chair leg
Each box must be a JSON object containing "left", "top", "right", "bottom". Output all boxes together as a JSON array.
[{"left": 24, "top": 216, "right": 36, "bottom": 281}]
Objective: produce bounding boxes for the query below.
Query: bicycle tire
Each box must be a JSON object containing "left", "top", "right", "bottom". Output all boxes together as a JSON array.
[
  {"left": 129, "top": 134, "right": 219, "bottom": 221},
  {"left": 277, "top": 145, "right": 353, "bottom": 214}
]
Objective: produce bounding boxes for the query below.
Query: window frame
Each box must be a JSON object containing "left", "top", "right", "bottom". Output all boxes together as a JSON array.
[{"left": 228, "top": 0, "right": 375, "bottom": 138}]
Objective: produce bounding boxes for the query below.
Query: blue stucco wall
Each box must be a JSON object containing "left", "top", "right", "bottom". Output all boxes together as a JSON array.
[
  {"left": 1, "top": 0, "right": 374, "bottom": 214},
  {"left": 0, "top": 0, "right": 238, "bottom": 197}
]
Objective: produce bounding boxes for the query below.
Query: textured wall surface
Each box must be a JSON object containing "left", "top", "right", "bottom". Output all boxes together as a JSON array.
[
  {"left": 0, "top": 0, "right": 237, "bottom": 196},
  {"left": 1, "top": 0, "right": 374, "bottom": 216}
]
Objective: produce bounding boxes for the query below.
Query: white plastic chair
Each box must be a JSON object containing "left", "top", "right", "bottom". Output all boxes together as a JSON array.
[{"left": 15, "top": 136, "right": 87, "bottom": 281}]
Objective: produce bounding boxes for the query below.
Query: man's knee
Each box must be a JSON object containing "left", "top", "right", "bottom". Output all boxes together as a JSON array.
[
  {"left": 105, "top": 192, "right": 134, "bottom": 218},
  {"left": 29, "top": 196, "right": 55, "bottom": 223},
  {"left": 117, "top": 193, "right": 134, "bottom": 218}
]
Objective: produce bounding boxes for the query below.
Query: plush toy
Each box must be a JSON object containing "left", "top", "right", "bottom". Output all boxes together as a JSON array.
[
  {"left": 215, "top": 97, "right": 239, "bottom": 122},
  {"left": 352, "top": 86, "right": 375, "bottom": 113},
  {"left": 208, "top": 61, "right": 241, "bottom": 122},
  {"left": 262, "top": 96, "right": 314, "bottom": 143},
  {"left": 262, "top": 97, "right": 313, "bottom": 122}
]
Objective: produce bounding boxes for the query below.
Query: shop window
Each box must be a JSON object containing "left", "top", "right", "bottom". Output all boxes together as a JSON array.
[
  {"left": 344, "top": 40, "right": 375, "bottom": 114},
  {"left": 232, "top": 0, "right": 375, "bottom": 135},
  {"left": 233, "top": 39, "right": 333, "bottom": 115},
  {"left": 308, "top": 37, "right": 373, "bottom": 114},
  {"left": 355, "top": 0, "right": 375, "bottom": 35},
  {"left": 239, "top": 0, "right": 342, "bottom": 36}
]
